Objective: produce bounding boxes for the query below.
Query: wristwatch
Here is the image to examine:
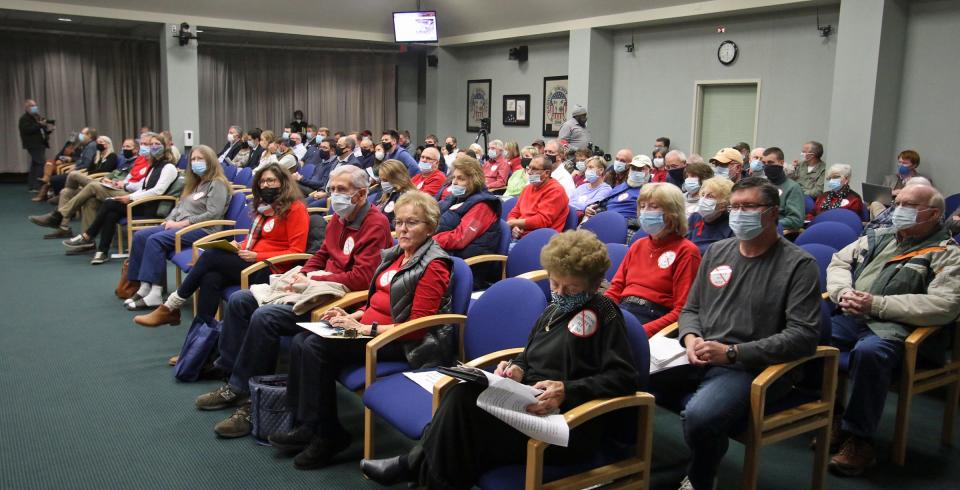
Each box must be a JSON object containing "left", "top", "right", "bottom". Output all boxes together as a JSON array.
[
  {"left": 726, "top": 345, "right": 738, "bottom": 363},
  {"left": 370, "top": 322, "right": 378, "bottom": 337}
]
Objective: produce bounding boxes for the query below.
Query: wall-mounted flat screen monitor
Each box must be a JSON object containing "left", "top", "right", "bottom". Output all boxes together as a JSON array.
[{"left": 393, "top": 11, "right": 438, "bottom": 43}]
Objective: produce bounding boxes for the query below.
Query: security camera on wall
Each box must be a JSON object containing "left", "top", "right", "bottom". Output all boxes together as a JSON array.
[{"left": 174, "top": 22, "right": 197, "bottom": 46}]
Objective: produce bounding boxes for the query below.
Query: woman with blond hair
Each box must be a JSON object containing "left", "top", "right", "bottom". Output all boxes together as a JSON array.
[
  {"left": 687, "top": 177, "right": 735, "bottom": 254},
  {"left": 434, "top": 156, "right": 502, "bottom": 265},
  {"left": 503, "top": 145, "right": 538, "bottom": 198},
  {"left": 605, "top": 182, "right": 702, "bottom": 336},
  {"left": 122, "top": 144, "right": 232, "bottom": 308},
  {"left": 375, "top": 159, "right": 417, "bottom": 228},
  {"left": 361, "top": 230, "right": 638, "bottom": 489}
]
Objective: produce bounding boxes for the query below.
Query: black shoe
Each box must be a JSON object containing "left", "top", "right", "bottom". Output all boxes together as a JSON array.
[
  {"left": 361, "top": 456, "right": 410, "bottom": 486},
  {"left": 29, "top": 212, "right": 59, "bottom": 228},
  {"left": 268, "top": 425, "right": 316, "bottom": 454},
  {"left": 293, "top": 432, "right": 351, "bottom": 470},
  {"left": 43, "top": 227, "right": 73, "bottom": 239}
]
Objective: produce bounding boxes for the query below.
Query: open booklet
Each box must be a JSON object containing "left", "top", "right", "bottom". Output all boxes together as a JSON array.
[
  {"left": 195, "top": 240, "right": 239, "bottom": 253},
  {"left": 648, "top": 336, "right": 690, "bottom": 374},
  {"left": 296, "top": 321, "right": 372, "bottom": 339},
  {"left": 433, "top": 365, "right": 569, "bottom": 447}
]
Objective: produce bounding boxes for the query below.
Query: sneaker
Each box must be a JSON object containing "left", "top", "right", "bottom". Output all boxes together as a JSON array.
[
  {"left": 268, "top": 425, "right": 316, "bottom": 454},
  {"left": 63, "top": 234, "right": 95, "bottom": 250},
  {"left": 195, "top": 385, "right": 248, "bottom": 411},
  {"left": 678, "top": 476, "right": 717, "bottom": 490},
  {"left": 214, "top": 403, "right": 252, "bottom": 438},
  {"left": 828, "top": 436, "right": 876, "bottom": 477},
  {"left": 90, "top": 252, "right": 109, "bottom": 265},
  {"left": 293, "top": 431, "right": 351, "bottom": 470}
]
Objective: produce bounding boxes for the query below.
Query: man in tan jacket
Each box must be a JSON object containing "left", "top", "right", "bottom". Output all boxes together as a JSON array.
[{"left": 825, "top": 183, "right": 960, "bottom": 477}]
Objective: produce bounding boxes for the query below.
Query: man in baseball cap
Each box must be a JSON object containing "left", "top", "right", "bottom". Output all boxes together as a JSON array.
[
  {"left": 710, "top": 147, "right": 744, "bottom": 182},
  {"left": 558, "top": 104, "right": 590, "bottom": 150}
]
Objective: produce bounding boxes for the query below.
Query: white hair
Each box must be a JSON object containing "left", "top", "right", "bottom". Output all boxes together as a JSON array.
[
  {"left": 489, "top": 139, "right": 504, "bottom": 149},
  {"left": 665, "top": 149, "right": 687, "bottom": 163},
  {"left": 329, "top": 164, "right": 369, "bottom": 190},
  {"left": 687, "top": 153, "right": 704, "bottom": 164},
  {"left": 905, "top": 176, "right": 932, "bottom": 187},
  {"left": 828, "top": 163, "right": 852, "bottom": 179}
]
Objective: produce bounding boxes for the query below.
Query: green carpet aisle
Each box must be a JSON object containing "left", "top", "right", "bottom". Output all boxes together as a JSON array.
[{"left": 1, "top": 184, "right": 958, "bottom": 489}]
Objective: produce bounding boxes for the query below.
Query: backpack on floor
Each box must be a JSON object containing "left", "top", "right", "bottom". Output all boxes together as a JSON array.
[
  {"left": 248, "top": 374, "right": 294, "bottom": 445},
  {"left": 173, "top": 316, "right": 221, "bottom": 382}
]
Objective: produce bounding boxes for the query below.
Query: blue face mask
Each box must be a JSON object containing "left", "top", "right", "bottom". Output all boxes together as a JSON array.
[
  {"left": 190, "top": 160, "right": 207, "bottom": 175},
  {"left": 584, "top": 169, "right": 599, "bottom": 183},
  {"left": 613, "top": 161, "right": 627, "bottom": 173},
  {"left": 639, "top": 210, "right": 666, "bottom": 236},
  {"left": 149, "top": 145, "right": 164, "bottom": 158},
  {"left": 77, "top": 133, "right": 86, "bottom": 143},
  {"left": 330, "top": 192, "right": 357, "bottom": 218},
  {"left": 575, "top": 161, "right": 586, "bottom": 172},
  {"left": 551, "top": 290, "right": 593, "bottom": 314},
  {"left": 891, "top": 205, "right": 919, "bottom": 231},
  {"left": 247, "top": 139, "right": 257, "bottom": 148},
  {"left": 29, "top": 106, "right": 39, "bottom": 114},
  {"left": 627, "top": 170, "right": 646, "bottom": 186},
  {"left": 714, "top": 165, "right": 730, "bottom": 179},
  {"left": 898, "top": 164, "right": 911, "bottom": 176},
  {"left": 750, "top": 160, "right": 764, "bottom": 173},
  {"left": 380, "top": 181, "right": 394, "bottom": 194},
  {"left": 528, "top": 173, "right": 542, "bottom": 185},
  {"left": 826, "top": 178, "right": 843, "bottom": 191},
  {"left": 281, "top": 132, "right": 290, "bottom": 139},
  {"left": 138, "top": 144, "right": 150, "bottom": 157},
  {"left": 729, "top": 208, "right": 769, "bottom": 240},
  {"left": 418, "top": 161, "right": 433, "bottom": 173},
  {"left": 683, "top": 177, "right": 701, "bottom": 194},
  {"left": 450, "top": 184, "right": 467, "bottom": 197},
  {"left": 306, "top": 132, "right": 314, "bottom": 140}
]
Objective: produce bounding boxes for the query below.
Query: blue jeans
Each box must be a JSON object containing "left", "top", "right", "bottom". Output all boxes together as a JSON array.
[
  {"left": 127, "top": 226, "right": 206, "bottom": 284},
  {"left": 216, "top": 290, "right": 308, "bottom": 394},
  {"left": 832, "top": 314, "right": 904, "bottom": 439}
]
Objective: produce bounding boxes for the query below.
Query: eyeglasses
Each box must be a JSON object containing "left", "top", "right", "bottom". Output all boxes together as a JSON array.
[
  {"left": 729, "top": 203, "right": 771, "bottom": 212},
  {"left": 260, "top": 177, "right": 280, "bottom": 185},
  {"left": 394, "top": 219, "right": 424, "bottom": 229}
]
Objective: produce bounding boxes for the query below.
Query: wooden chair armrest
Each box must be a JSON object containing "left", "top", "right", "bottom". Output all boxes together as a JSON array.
[
  {"left": 652, "top": 322, "right": 679, "bottom": 338},
  {"left": 309, "top": 291, "right": 370, "bottom": 321},
  {"left": 365, "top": 314, "right": 468, "bottom": 387},
  {"left": 464, "top": 254, "right": 508, "bottom": 280},
  {"left": 239, "top": 253, "right": 314, "bottom": 289},
  {"left": 516, "top": 269, "right": 548, "bottom": 282},
  {"left": 307, "top": 207, "right": 328, "bottom": 214},
  {"left": 127, "top": 195, "right": 179, "bottom": 223},
  {"left": 488, "top": 186, "right": 507, "bottom": 193},
  {"left": 904, "top": 326, "right": 941, "bottom": 348},
  {"left": 87, "top": 172, "right": 108, "bottom": 179},
  {"left": 749, "top": 346, "right": 840, "bottom": 431},
  {"left": 821, "top": 291, "right": 830, "bottom": 300},
  {"left": 432, "top": 347, "right": 525, "bottom": 413},
  {"left": 57, "top": 164, "right": 76, "bottom": 174},
  {"left": 174, "top": 220, "right": 236, "bottom": 253}
]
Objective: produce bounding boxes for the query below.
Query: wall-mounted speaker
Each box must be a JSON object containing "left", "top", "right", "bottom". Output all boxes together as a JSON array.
[
  {"left": 508, "top": 45, "right": 528, "bottom": 62},
  {"left": 427, "top": 54, "right": 439, "bottom": 67}
]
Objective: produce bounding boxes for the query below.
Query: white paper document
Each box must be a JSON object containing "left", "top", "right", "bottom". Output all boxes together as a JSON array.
[
  {"left": 475, "top": 371, "right": 570, "bottom": 447},
  {"left": 403, "top": 370, "right": 446, "bottom": 394},
  {"left": 648, "top": 336, "right": 690, "bottom": 374},
  {"left": 296, "top": 321, "right": 372, "bottom": 339}
]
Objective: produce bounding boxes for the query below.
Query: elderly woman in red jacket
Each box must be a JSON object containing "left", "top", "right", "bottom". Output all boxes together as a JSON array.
[
  {"left": 806, "top": 163, "right": 864, "bottom": 220},
  {"left": 134, "top": 164, "right": 309, "bottom": 326}
]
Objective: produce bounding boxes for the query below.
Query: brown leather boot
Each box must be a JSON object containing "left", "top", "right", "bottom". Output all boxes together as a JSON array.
[
  {"left": 134, "top": 305, "right": 181, "bottom": 327},
  {"left": 828, "top": 435, "right": 876, "bottom": 477},
  {"left": 116, "top": 280, "right": 140, "bottom": 300}
]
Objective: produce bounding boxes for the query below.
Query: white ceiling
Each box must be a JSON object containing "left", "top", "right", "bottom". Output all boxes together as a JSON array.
[{"left": 10, "top": 0, "right": 835, "bottom": 45}]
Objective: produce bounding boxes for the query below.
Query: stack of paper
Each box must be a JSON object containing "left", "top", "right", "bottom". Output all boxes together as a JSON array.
[
  {"left": 649, "top": 336, "right": 689, "bottom": 373},
  {"left": 476, "top": 371, "right": 569, "bottom": 447}
]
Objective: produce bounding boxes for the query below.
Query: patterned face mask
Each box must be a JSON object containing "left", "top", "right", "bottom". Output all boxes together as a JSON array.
[{"left": 550, "top": 290, "right": 592, "bottom": 313}]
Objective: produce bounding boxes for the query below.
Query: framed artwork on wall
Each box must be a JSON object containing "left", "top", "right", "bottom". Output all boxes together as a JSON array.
[
  {"left": 542, "top": 75, "right": 568, "bottom": 137},
  {"left": 466, "top": 79, "right": 492, "bottom": 132},
  {"left": 502, "top": 94, "right": 530, "bottom": 126}
]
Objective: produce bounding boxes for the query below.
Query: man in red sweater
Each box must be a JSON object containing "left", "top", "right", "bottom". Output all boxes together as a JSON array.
[
  {"left": 506, "top": 155, "right": 569, "bottom": 239},
  {"left": 411, "top": 147, "right": 446, "bottom": 198},
  {"left": 193, "top": 165, "right": 393, "bottom": 438}
]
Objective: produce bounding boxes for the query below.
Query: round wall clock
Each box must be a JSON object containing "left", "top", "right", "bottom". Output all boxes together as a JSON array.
[{"left": 718, "top": 40, "right": 738, "bottom": 65}]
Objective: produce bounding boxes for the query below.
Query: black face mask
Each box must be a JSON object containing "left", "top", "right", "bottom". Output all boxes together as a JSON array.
[
  {"left": 96, "top": 143, "right": 106, "bottom": 151},
  {"left": 520, "top": 157, "right": 532, "bottom": 169},
  {"left": 337, "top": 146, "right": 348, "bottom": 156},
  {"left": 381, "top": 142, "right": 393, "bottom": 152},
  {"left": 318, "top": 149, "right": 330, "bottom": 160},
  {"left": 764, "top": 165, "right": 786, "bottom": 184},
  {"left": 122, "top": 149, "right": 135, "bottom": 159},
  {"left": 360, "top": 149, "right": 372, "bottom": 157},
  {"left": 545, "top": 154, "right": 557, "bottom": 164},
  {"left": 445, "top": 143, "right": 455, "bottom": 153},
  {"left": 668, "top": 167, "right": 685, "bottom": 182},
  {"left": 259, "top": 187, "right": 280, "bottom": 204},
  {"left": 424, "top": 143, "right": 435, "bottom": 149}
]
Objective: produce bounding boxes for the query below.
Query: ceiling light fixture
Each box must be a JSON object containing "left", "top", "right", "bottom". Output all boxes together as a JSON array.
[
  {"left": 195, "top": 30, "right": 203, "bottom": 33},
  {"left": 58, "top": 17, "right": 72, "bottom": 22}
]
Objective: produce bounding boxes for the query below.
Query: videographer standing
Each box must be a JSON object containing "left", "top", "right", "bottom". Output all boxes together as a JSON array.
[
  {"left": 558, "top": 104, "right": 590, "bottom": 151},
  {"left": 19, "top": 99, "right": 53, "bottom": 192}
]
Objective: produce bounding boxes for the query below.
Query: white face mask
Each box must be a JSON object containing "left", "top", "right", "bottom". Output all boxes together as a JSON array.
[
  {"left": 227, "top": 133, "right": 235, "bottom": 143},
  {"left": 487, "top": 149, "right": 498, "bottom": 160},
  {"left": 374, "top": 150, "right": 385, "bottom": 160},
  {"left": 652, "top": 158, "right": 665, "bottom": 168},
  {"left": 697, "top": 197, "right": 717, "bottom": 217},
  {"left": 891, "top": 205, "right": 920, "bottom": 231}
]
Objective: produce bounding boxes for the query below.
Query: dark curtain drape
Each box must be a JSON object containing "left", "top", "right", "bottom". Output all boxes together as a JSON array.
[
  {"left": 198, "top": 45, "right": 397, "bottom": 144},
  {"left": 0, "top": 31, "right": 161, "bottom": 173}
]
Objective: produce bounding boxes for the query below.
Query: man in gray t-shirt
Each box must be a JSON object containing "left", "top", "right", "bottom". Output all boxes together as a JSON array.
[{"left": 657, "top": 177, "right": 822, "bottom": 490}]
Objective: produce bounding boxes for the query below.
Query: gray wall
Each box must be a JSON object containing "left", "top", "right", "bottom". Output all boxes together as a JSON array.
[
  {"left": 896, "top": 0, "right": 960, "bottom": 196},
  {"left": 424, "top": 36, "right": 569, "bottom": 149},
  {"left": 608, "top": 7, "right": 839, "bottom": 159},
  {"left": 396, "top": 54, "right": 423, "bottom": 144}
]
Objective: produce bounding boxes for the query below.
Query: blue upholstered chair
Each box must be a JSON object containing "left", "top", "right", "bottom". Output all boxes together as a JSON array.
[
  {"left": 810, "top": 208, "right": 863, "bottom": 235},
  {"left": 361, "top": 277, "right": 547, "bottom": 459},
  {"left": 795, "top": 221, "right": 859, "bottom": 250},
  {"left": 580, "top": 211, "right": 628, "bottom": 245}
]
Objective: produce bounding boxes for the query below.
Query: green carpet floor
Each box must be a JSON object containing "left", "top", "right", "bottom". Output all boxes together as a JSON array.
[{"left": 2, "top": 183, "right": 958, "bottom": 489}]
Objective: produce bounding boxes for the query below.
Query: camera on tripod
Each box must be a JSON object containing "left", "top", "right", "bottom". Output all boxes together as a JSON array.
[
  {"left": 480, "top": 117, "right": 491, "bottom": 133},
  {"left": 588, "top": 142, "right": 611, "bottom": 162}
]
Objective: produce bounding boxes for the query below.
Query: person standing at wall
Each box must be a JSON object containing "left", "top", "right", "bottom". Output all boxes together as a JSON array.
[
  {"left": 558, "top": 105, "right": 591, "bottom": 151},
  {"left": 19, "top": 99, "right": 53, "bottom": 192}
]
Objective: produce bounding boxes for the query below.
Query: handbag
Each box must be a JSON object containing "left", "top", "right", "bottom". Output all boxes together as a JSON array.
[
  {"left": 248, "top": 374, "right": 294, "bottom": 445},
  {"left": 115, "top": 259, "right": 132, "bottom": 299},
  {"left": 173, "top": 316, "right": 221, "bottom": 382}
]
